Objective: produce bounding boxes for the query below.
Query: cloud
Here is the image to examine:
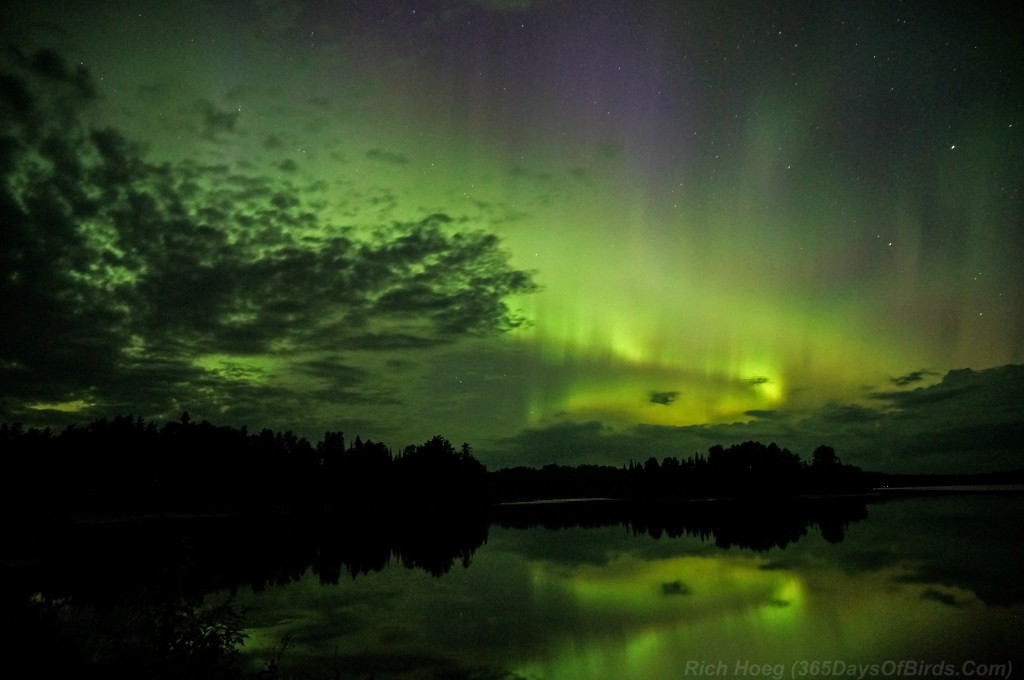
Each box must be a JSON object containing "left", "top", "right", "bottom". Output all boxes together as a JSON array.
[
  {"left": 337, "top": 333, "right": 446, "bottom": 351},
  {"left": 648, "top": 391, "right": 679, "bottom": 405},
  {"left": 197, "top": 98, "right": 240, "bottom": 138},
  {"left": 0, "top": 52, "right": 538, "bottom": 429},
  {"left": 487, "top": 365, "right": 1024, "bottom": 474},
  {"left": 487, "top": 415, "right": 803, "bottom": 469},
  {"left": 9, "top": 46, "right": 97, "bottom": 99},
  {"left": 869, "top": 369, "right": 986, "bottom": 407},
  {"left": 819, "top": 403, "right": 883, "bottom": 424},
  {"left": 661, "top": 580, "right": 692, "bottom": 596},
  {"left": 889, "top": 369, "right": 938, "bottom": 387},
  {"left": 490, "top": 421, "right": 641, "bottom": 468}
]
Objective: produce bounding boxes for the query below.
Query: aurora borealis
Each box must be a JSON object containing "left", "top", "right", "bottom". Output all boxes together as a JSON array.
[
  {"left": 226, "top": 497, "right": 1024, "bottom": 678},
  {"left": 2, "top": 0, "right": 1022, "bottom": 472}
]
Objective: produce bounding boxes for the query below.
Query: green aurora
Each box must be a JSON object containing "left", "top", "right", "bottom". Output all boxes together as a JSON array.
[{"left": 1, "top": 0, "right": 1022, "bottom": 472}]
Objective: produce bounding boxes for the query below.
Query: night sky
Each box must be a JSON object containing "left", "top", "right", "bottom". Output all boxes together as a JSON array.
[{"left": 2, "top": 0, "right": 1022, "bottom": 473}]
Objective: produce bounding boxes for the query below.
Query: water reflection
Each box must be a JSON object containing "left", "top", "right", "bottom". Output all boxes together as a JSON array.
[
  {"left": 510, "top": 550, "right": 1020, "bottom": 680},
  {"left": 7, "top": 495, "right": 1023, "bottom": 679},
  {"left": 492, "top": 497, "right": 868, "bottom": 549},
  {"left": 7, "top": 498, "right": 865, "bottom": 600},
  {"left": 224, "top": 496, "right": 1023, "bottom": 678}
]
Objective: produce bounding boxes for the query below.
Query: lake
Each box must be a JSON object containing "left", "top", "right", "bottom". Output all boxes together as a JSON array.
[
  {"left": 7, "top": 493, "right": 1023, "bottom": 679},
  {"left": 223, "top": 493, "right": 1022, "bottom": 679}
]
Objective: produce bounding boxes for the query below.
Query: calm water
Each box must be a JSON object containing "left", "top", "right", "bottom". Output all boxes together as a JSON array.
[
  {"left": 8, "top": 494, "right": 1022, "bottom": 679},
  {"left": 211, "top": 494, "right": 1023, "bottom": 679}
]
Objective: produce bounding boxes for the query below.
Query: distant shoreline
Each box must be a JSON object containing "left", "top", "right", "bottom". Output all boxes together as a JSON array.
[
  {"left": 874, "top": 483, "right": 1024, "bottom": 494},
  {"left": 63, "top": 484, "right": 1024, "bottom": 524}
]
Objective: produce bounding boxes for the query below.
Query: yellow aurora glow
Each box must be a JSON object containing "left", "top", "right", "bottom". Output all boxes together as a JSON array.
[{"left": 512, "top": 553, "right": 1017, "bottom": 680}]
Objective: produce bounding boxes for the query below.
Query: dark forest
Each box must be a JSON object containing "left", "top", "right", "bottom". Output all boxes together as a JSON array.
[{"left": 2, "top": 412, "right": 866, "bottom": 524}]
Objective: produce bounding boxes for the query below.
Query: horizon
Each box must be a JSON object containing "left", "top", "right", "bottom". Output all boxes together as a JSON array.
[
  {"left": 2, "top": 1, "right": 1022, "bottom": 475},
  {"left": 4, "top": 392, "right": 1024, "bottom": 479}
]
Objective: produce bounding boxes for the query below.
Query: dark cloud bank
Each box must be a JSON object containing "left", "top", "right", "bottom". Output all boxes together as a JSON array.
[
  {"left": 0, "top": 48, "right": 536, "bottom": 429},
  {"left": 490, "top": 365, "right": 1024, "bottom": 474}
]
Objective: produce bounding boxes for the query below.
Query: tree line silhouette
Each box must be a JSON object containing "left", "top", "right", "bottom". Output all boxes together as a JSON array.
[
  {"left": 1, "top": 412, "right": 488, "bottom": 520},
  {"left": 1, "top": 414, "right": 866, "bottom": 537},
  {"left": 491, "top": 440, "right": 865, "bottom": 502}
]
